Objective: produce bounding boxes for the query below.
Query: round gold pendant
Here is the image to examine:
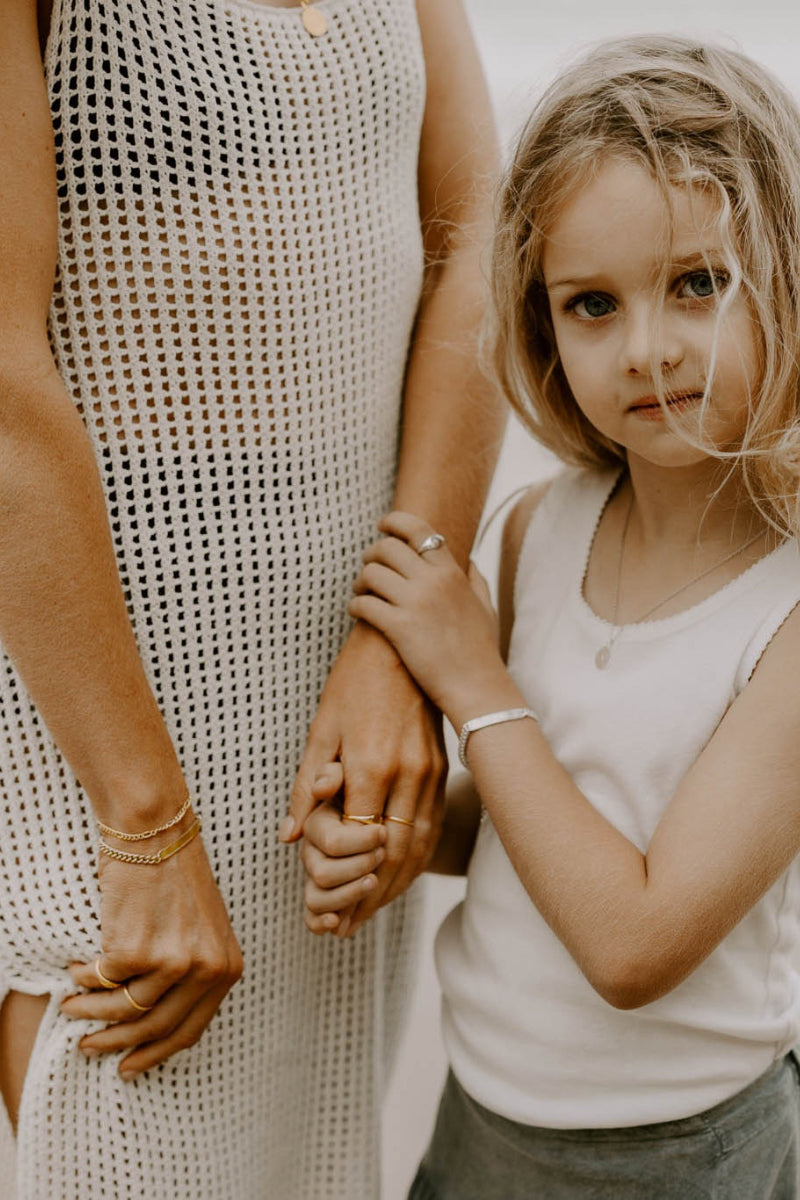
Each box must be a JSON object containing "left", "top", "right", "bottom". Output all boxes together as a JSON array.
[{"left": 302, "top": 5, "right": 328, "bottom": 36}]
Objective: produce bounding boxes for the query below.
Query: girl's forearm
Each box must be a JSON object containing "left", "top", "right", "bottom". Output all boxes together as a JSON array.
[
  {"left": 0, "top": 362, "right": 186, "bottom": 828},
  {"left": 448, "top": 685, "right": 665, "bottom": 1008}
]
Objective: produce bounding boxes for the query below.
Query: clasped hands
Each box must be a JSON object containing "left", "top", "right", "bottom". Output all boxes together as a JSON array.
[{"left": 286, "top": 511, "right": 507, "bottom": 938}]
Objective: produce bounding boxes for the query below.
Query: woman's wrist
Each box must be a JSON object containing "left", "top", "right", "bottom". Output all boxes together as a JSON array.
[{"left": 88, "top": 761, "right": 192, "bottom": 833}]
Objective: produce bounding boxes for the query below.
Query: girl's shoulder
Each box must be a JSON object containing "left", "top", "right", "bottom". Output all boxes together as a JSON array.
[{"left": 497, "top": 466, "right": 615, "bottom": 654}]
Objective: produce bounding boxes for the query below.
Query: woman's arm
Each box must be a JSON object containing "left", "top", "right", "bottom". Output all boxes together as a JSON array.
[
  {"left": 1, "top": 0, "right": 241, "bottom": 1074},
  {"left": 298, "top": 488, "right": 550, "bottom": 925},
  {"left": 285, "top": 0, "right": 504, "bottom": 922},
  {"left": 349, "top": 509, "right": 800, "bottom": 1009}
]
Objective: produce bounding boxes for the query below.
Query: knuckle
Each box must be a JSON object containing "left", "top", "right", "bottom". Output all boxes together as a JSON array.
[
  {"left": 228, "top": 952, "right": 244, "bottom": 983},
  {"left": 164, "top": 955, "right": 192, "bottom": 982},
  {"left": 317, "top": 827, "right": 344, "bottom": 858},
  {"left": 193, "top": 955, "right": 228, "bottom": 985},
  {"left": 313, "top": 861, "right": 337, "bottom": 889}
]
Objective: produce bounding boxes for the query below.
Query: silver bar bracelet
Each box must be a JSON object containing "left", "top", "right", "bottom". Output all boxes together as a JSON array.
[{"left": 457, "top": 707, "right": 538, "bottom": 770}]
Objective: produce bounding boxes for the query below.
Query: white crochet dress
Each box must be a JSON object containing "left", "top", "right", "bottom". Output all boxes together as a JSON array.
[{"left": 0, "top": 0, "right": 426, "bottom": 1196}]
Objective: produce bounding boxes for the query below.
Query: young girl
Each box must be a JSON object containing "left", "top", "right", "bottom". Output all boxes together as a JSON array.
[{"left": 296, "top": 34, "right": 800, "bottom": 1198}]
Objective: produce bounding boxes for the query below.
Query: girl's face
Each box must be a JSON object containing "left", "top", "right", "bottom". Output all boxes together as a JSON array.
[{"left": 542, "top": 158, "right": 760, "bottom": 470}]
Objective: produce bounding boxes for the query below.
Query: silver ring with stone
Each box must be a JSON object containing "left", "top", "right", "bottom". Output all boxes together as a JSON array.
[{"left": 416, "top": 533, "right": 446, "bottom": 555}]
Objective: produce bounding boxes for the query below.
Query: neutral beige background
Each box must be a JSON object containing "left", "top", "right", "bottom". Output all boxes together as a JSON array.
[{"left": 381, "top": 3, "right": 800, "bottom": 1197}]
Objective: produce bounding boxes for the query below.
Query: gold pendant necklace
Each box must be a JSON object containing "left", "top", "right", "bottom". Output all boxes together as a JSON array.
[
  {"left": 595, "top": 486, "right": 767, "bottom": 670},
  {"left": 301, "top": 0, "right": 328, "bottom": 36}
]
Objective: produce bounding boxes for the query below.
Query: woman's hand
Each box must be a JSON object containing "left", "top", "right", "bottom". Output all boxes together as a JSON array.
[
  {"left": 60, "top": 834, "right": 243, "bottom": 1080},
  {"left": 282, "top": 621, "right": 446, "bottom": 931},
  {"left": 348, "top": 513, "right": 510, "bottom": 724}
]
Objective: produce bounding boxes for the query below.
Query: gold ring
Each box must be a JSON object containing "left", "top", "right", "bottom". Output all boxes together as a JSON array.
[
  {"left": 123, "top": 985, "right": 154, "bottom": 1014},
  {"left": 342, "top": 813, "right": 382, "bottom": 824},
  {"left": 384, "top": 815, "right": 415, "bottom": 827},
  {"left": 94, "top": 959, "right": 121, "bottom": 990}
]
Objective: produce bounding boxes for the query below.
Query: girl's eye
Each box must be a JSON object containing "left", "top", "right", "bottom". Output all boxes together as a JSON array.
[
  {"left": 679, "top": 270, "right": 729, "bottom": 300},
  {"left": 567, "top": 293, "right": 615, "bottom": 319}
]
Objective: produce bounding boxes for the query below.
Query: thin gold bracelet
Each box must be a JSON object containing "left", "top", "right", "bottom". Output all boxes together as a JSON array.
[
  {"left": 96, "top": 794, "right": 193, "bottom": 842},
  {"left": 98, "top": 818, "right": 202, "bottom": 865}
]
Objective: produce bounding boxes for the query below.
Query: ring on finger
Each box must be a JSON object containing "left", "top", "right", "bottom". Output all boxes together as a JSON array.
[
  {"left": 415, "top": 532, "right": 446, "bottom": 556},
  {"left": 342, "top": 813, "right": 382, "bottom": 825},
  {"left": 94, "top": 959, "right": 121, "bottom": 990},
  {"left": 123, "top": 985, "right": 154, "bottom": 1014},
  {"left": 384, "top": 815, "right": 415, "bottom": 827}
]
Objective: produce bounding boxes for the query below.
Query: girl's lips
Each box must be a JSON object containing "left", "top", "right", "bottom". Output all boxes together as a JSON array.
[{"left": 629, "top": 392, "right": 702, "bottom": 421}]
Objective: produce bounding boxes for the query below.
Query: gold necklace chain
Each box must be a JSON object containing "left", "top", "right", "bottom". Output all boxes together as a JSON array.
[{"left": 595, "top": 487, "right": 768, "bottom": 669}]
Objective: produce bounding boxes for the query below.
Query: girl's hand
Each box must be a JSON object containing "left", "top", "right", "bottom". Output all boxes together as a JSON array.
[
  {"left": 348, "top": 512, "right": 510, "bottom": 722},
  {"left": 60, "top": 835, "right": 243, "bottom": 1080},
  {"left": 300, "top": 773, "right": 388, "bottom": 936}
]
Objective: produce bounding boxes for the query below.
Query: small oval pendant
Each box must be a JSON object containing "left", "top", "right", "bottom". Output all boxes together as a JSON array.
[
  {"left": 595, "top": 645, "right": 611, "bottom": 670},
  {"left": 302, "top": 5, "right": 328, "bottom": 36}
]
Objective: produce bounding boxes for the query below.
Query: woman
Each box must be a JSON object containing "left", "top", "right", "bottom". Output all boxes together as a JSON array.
[{"left": 0, "top": 0, "right": 501, "bottom": 1196}]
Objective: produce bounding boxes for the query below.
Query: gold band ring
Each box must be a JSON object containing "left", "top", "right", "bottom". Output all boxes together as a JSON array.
[
  {"left": 123, "top": 985, "right": 154, "bottom": 1014},
  {"left": 342, "top": 813, "right": 382, "bottom": 825},
  {"left": 94, "top": 959, "right": 121, "bottom": 990},
  {"left": 384, "top": 815, "right": 415, "bottom": 827}
]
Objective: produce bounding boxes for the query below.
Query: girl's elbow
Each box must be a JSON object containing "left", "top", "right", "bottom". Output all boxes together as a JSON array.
[{"left": 585, "top": 952, "right": 677, "bottom": 1011}]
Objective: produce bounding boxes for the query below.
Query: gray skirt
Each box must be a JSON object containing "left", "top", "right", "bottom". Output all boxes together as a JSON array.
[{"left": 409, "top": 1057, "right": 800, "bottom": 1199}]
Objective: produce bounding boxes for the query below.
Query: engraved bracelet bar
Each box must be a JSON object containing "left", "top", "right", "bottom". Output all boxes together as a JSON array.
[{"left": 457, "top": 707, "right": 537, "bottom": 770}]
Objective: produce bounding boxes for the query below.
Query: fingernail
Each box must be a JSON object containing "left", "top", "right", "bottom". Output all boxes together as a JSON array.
[
  {"left": 120, "top": 1070, "right": 138, "bottom": 1082},
  {"left": 374, "top": 848, "right": 386, "bottom": 864},
  {"left": 363, "top": 875, "right": 377, "bottom": 892},
  {"left": 81, "top": 1047, "right": 100, "bottom": 1058},
  {"left": 278, "top": 816, "right": 295, "bottom": 842}
]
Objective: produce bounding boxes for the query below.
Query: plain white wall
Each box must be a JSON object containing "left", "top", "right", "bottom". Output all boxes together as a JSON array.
[{"left": 381, "top": 4, "right": 800, "bottom": 1198}]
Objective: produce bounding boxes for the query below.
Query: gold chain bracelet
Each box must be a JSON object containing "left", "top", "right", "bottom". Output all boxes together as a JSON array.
[
  {"left": 98, "top": 818, "right": 202, "bottom": 865},
  {"left": 96, "top": 794, "right": 193, "bottom": 842}
]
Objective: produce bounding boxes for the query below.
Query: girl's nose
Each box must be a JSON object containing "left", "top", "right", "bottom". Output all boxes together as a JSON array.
[{"left": 620, "top": 308, "right": 684, "bottom": 377}]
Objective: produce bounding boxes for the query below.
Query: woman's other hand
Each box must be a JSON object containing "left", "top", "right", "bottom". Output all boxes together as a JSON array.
[{"left": 61, "top": 827, "right": 243, "bottom": 1080}]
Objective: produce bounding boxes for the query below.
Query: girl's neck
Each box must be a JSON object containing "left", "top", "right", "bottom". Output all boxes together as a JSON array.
[{"left": 624, "top": 454, "right": 767, "bottom": 551}]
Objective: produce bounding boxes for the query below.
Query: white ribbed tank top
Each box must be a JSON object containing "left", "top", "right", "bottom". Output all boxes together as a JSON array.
[
  {"left": 437, "top": 468, "right": 800, "bottom": 1129},
  {"left": 0, "top": 1, "right": 426, "bottom": 1196}
]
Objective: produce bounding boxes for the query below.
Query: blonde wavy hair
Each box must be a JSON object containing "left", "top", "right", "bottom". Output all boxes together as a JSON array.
[{"left": 491, "top": 35, "right": 800, "bottom": 534}]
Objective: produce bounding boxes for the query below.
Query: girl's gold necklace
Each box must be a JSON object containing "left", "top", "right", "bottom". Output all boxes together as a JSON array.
[{"left": 595, "top": 491, "right": 768, "bottom": 670}]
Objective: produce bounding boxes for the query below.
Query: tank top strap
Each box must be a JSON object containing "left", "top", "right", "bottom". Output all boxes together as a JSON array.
[{"left": 513, "top": 467, "right": 621, "bottom": 614}]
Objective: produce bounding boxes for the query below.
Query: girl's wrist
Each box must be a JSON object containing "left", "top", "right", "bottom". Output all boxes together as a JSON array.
[{"left": 442, "top": 669, "right": 526, "bottom": 733}]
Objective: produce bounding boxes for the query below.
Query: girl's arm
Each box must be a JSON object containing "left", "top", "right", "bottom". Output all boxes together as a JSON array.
[
  {"left": 283, "top": 0, "right": 505, "bottom": 924},
  {"left": 299, "top": 486, "right": 550, "bottom": 927},
  {"left": 349, "top": 508, "right": 800, "bottom": 1009},
  {"left": 2, "top": 0, "right": 241, "bottom": 1075}
]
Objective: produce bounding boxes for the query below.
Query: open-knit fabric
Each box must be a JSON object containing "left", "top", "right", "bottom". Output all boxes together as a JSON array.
[{"left": 0, "top": 0, "right": 426, "bottom": 1196}]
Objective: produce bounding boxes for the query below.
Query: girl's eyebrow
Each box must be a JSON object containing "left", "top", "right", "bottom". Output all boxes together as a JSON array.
[
  {"left": 545, "top": 275, "right": 601, "bottom": 291},
  {"left": 546, "top": 250, "right": 724, "bottom": 292},
  {"left": 670, "top": 248, "right": 725, "bottom": 271}
]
